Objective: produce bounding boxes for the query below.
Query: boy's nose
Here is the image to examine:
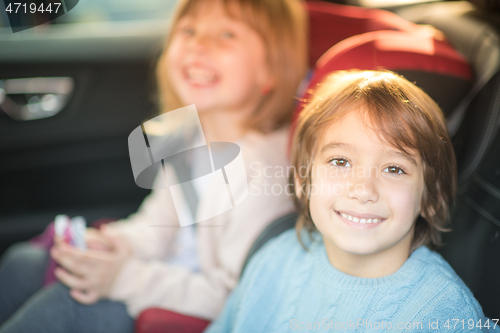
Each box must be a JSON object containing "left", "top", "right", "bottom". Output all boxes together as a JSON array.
[{"left": 347, "top": 168, "right": 379, "bottom": 204}]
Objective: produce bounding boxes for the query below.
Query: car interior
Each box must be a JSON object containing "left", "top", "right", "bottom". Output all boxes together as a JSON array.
[{"left": 0, "top": 0, "right": 499, "bottom": 331}]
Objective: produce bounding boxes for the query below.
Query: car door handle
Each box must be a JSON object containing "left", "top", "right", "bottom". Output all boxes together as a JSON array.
[{"left": 0, "top": 77, "right": 74, "bottom": 121}]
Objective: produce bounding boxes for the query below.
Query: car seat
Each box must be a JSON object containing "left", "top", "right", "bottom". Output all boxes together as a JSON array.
[
  {"left": 305, "top": 0, "right": 424, "bottom": 66},
  {"left": 295, "top": 30, "right": 472, "bottom": 120},
  {"left": 396, "top": 0, "right": 500, "bottom": 318},
  {"left": 397, "top": 0, "right": 500, "bottom": 187}
]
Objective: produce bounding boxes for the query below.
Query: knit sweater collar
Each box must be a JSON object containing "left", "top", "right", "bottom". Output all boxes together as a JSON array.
[{"left": 310, "top": 238, "right": 429, "bottom": 289}]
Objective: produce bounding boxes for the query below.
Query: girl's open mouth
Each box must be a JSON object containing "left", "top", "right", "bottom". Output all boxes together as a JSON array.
[{"left": 184, "top": 65, "right": 219, "bottom": 87}]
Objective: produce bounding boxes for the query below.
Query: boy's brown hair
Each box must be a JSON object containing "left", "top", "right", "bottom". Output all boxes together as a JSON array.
[
  {"left": 156, "top": 0, "right": 308, "bottom": 133},
  {"left": 291, "top": 70, "right": 457, "bottom": 253}
]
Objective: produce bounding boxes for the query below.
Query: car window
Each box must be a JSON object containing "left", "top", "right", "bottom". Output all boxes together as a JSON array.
[{"left": 0, "top": 0, "right": 178, "bottom": 32}]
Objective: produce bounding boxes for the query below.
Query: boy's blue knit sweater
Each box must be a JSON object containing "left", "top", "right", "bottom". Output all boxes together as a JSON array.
[{"left": 205, "top": 229, "right": 498, "bottom": 332}]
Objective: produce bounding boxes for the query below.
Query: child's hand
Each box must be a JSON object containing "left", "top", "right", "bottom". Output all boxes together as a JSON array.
[
  {"left": 85, "top": 227, "right": 113, "bottom": 251},
  {"left": 53, "top": 227, "right": 112, "bottom": 251},
  {"left": 50, "top": 226, "right": 133, "bottom": 305}
]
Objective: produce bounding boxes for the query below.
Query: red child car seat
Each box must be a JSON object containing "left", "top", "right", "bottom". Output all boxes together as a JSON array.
[
  {"left": 305, "top": 0, "right": 424, "bottom": 66},
  {"left": 294, "top": 29, "right": 472, "bottom": 123}
]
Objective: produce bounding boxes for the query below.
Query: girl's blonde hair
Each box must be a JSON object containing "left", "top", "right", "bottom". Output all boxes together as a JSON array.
[
  {"left": 156, "top": 0, "right": 308, "bottom": 133},
  {"left": 291, "top": 70, "right": 457, "bottom": 253}
]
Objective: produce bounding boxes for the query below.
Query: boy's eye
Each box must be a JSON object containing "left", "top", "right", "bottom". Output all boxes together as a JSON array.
[
  {"left": 330, "top": 158, "right": 351, "bottom": 167},
  {"left": 383, "top": 166, "right": 406, "bottom": 175}
]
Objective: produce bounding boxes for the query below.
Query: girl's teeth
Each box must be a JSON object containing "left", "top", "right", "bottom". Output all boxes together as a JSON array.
[
  {"left": 187, "top": 68, "right": 216, "bottom": 84},
  {"left": 340, "top": 213, "right": 383, "bottom": 224}
]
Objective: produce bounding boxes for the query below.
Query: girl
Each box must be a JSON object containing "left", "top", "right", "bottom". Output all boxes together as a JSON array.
[
  {"left": 0, "top": 0, "right": 307, "bottom": 332},
  {"left": 205, "top": 70, "right": 498, "bottom": 332}
]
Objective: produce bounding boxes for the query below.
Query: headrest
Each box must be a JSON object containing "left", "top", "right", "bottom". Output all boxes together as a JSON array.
[
  {"left": 294, "top": 30, "right": 473, "bottom": 125},
  {"left": 306, "top": 1, "right": 423, "bottom": 66}
]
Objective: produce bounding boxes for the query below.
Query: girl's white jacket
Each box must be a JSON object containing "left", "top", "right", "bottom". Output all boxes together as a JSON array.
[{"left": 106, "top": 127, "right": 295, "bottom": 320}]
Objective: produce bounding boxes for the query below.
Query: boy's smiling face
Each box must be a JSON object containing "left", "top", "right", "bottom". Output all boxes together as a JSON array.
[{"left": 308, "top": 109, "right": 425, "bottom": 277}]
